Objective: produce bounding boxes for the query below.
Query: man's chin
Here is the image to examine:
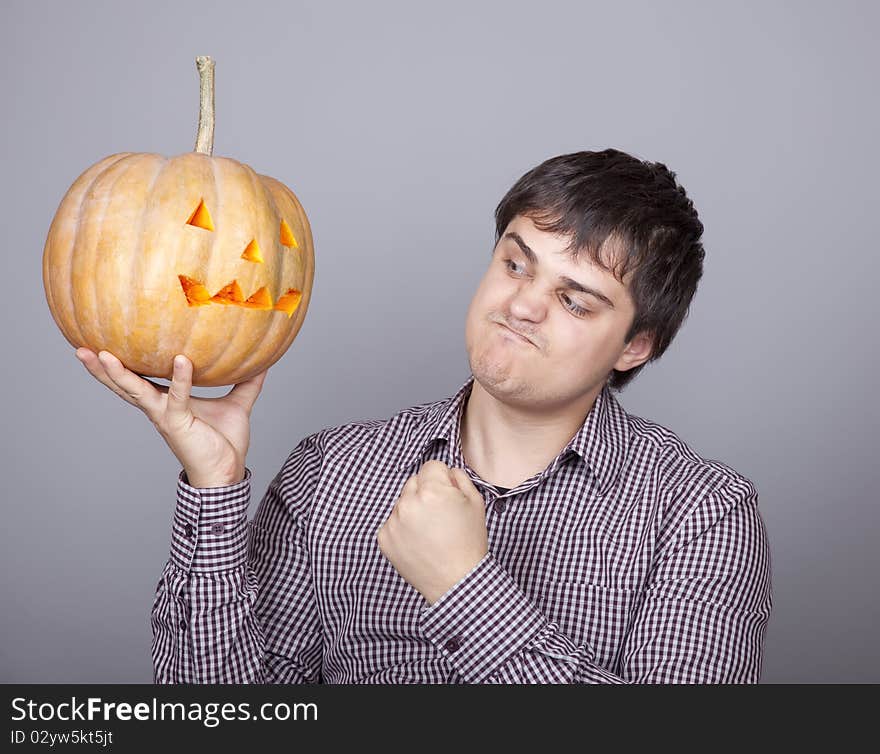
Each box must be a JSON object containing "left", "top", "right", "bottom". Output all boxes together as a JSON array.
[{"left": 469, "top": 358, "right": 535, "bottom": 402}]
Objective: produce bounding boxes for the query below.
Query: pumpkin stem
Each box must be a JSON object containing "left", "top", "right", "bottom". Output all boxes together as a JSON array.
[{"left": 194, "top": 56, "right": 215, "bottom": 155}]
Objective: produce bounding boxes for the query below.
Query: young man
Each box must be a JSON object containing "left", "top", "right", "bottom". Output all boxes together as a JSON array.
[{"left": 78, "top": 148, "right": 772, "bottom": 683}]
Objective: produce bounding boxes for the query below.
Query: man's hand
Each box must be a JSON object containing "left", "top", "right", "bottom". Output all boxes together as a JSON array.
[
  {"left": 75, "top": 348, "right": 267, "bottom": 488},
  {"left": 377, "top": 460, "right": 489, "bottom": 605}
]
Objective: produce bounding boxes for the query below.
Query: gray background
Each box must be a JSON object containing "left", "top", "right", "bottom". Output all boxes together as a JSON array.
[{"left": 2, "top": 0, "right": 877, "bottom": 683}]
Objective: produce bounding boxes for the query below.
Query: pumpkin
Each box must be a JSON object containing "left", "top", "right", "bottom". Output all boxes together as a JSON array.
[{"left": 42, "top": 56, "right": 315, "bottom": 386}]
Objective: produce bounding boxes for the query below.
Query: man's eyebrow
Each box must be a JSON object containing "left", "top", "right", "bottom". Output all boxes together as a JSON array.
[{"left": 503, "top": 231, "right": 616, "bottom": 310}]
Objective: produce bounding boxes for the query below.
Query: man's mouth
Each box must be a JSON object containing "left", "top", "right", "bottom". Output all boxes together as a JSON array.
[{"left": 497, "top": 321, "right": 535, "bottom": 347}]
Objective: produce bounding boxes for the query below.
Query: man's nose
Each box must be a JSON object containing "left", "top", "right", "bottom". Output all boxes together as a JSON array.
[{"left": 508, "top": 281, "right": 547, "bottom": 322}]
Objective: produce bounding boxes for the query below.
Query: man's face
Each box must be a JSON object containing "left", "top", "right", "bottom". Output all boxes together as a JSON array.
[{"left": 464, "top": 213, "right": 651, "bottom": 412}]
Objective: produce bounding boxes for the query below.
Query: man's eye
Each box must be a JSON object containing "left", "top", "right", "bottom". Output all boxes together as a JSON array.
[
  {"left": 561, "top": 293, "right": 591, "bottom": 317},
  {"left": 504, "top": 258, "right": 526, "bottom": 275}
]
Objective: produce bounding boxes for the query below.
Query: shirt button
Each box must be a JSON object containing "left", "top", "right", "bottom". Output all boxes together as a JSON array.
[
  {"left": 210, "top": 522, "right": 225, "bottom": 535},
  {"left": 494, "top": 499, "right": 506, "bottom": 514},
  {"left": 179, "top": 619, "right": 186, "bottom": 630},
  {"left": 444, "top": 637, "right": 462, "bottom": 653},
  {"left": 183, "top": 523, "right": 194, "bottom": 538}
]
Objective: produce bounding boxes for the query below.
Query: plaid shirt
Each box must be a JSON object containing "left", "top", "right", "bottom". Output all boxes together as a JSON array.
[{"left": 152, "top": 375, "right": 772, "bottom": 683}]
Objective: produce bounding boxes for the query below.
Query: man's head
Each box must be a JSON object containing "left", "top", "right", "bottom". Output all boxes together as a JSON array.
[{"left": 464, "top": 148, "right": 705, "bottom": 411}]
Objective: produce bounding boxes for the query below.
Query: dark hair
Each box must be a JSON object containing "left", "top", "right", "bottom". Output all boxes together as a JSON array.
[{"left": 494, "top": 148, "right": 705, "bottom": 392}]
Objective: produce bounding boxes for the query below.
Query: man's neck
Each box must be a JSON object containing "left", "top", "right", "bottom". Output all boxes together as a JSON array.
[{"left": 459, "top": 378, "right": 601, "bottom": 489}]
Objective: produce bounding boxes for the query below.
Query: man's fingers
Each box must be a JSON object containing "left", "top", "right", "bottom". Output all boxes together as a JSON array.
[
  {"left": 225, "top": 368, "right": 268, "bottom": 411},
  {"left": 400, "top": 473, "right": 419, "bottom": 497},
  {"left": 77, "top": 348, "right": 163, "bottom": 416},
  {"left": 448, "top": 467, "right": 465, "bottom": 489},
  {"left": 417, "top": 460, "right": 456, "bottom": 486},
  {"left": 76, "top": 348, "right": 134, "bottom": 405},
  {"left": 449, "top": 467, "right": 482, "bottom": 503},
  {"left": 100, "top": 350, "right": 166, "bottom": 418}
]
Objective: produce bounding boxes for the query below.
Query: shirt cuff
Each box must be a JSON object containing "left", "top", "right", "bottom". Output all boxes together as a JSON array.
[
  {"left": 170, "top": 467, "right": 252, "bottom": 573},
  {"left": 418, "top": 552, "right": 550, "bottom": 683}
]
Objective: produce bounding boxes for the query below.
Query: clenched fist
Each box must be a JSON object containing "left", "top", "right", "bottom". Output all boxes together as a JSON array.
[{"left": 377, "top": 460, "right": 489, "bottom": 605}]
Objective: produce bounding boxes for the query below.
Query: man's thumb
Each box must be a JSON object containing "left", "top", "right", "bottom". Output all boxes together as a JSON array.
[
  {"left": 166, "top": 354, "right": 193, "bottom": 416},
  {"left": 227, "top": 368, "right": 268, "bottom": 411},
  {"left": 450, "top": 467, "right": 481, "bottom": 501}
]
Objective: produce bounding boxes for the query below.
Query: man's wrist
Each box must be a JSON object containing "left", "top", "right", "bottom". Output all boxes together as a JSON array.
[
  {"left": 183, "top": 469, "right": 245, "bottom": 488},
  {"left": 172, "top": 467, "right": 253, "bottom": 573},
  {"left": 418, "top": 552, "right": 549, "bottom": 683},
  {"left": 421, "top": 549, "right": 490, "bottom": 605}
]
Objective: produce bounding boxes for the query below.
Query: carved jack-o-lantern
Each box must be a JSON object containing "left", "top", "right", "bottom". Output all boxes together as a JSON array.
[{"left": 42, "top": 56, "right": 315, "bottom": 386}]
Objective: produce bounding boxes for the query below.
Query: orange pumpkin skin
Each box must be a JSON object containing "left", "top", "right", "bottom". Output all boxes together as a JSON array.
[{"left": 42, "top": 150, "right": 315, "bottom": 386}]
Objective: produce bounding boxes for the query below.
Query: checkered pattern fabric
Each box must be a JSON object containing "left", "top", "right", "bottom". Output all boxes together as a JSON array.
[{"left": 152, "top": 375, "right": 772, "bottom": 683}]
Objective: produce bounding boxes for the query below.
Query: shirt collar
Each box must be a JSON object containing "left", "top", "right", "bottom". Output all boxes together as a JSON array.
[
  {"left": 565, "top": 378, "right": 631, "bottom": 496},
  {"left": 396, "top": 376, "right": 474, "bottom": 473},
  {"left": 396, "top": 374, "right": 631, "bottom": 496}
]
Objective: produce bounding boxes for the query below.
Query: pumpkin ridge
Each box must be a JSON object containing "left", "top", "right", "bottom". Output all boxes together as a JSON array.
[
  {"left": 111, "top": 154, "right": 165, "bottom": 355},
  {"left": 257, "top": 175, "right": 309, "bottom": 363},
  {"left": 92, "top": 156, "right": 146, "bottom": 356},
  {"left": 43, "top": 155, "right": 107, "bottom": 347},
  {"left": 77, "top": 156, "right": 137, "bottom": 355},
  {"left": 58, "top": 153, "right": 133, "bottom": 348},
  {"left": 284, "top": 177, "right": 315, "bottom": 342},
  {"left": 125, "top": 155, "right": 167, "bottom": 357},
  {"left": 294, "top": 183, "right": 315, "bottom": 311}
]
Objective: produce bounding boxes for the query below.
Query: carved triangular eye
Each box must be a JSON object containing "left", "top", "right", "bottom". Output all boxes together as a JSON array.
[
  {"left": 241, "top": 239, "right": 263, "bottom": 263},
  {"left": 186, "top": 198, "right": 214, "bottom": 231},
  {"left": 280, "top": 219, "right": 298, "bottom": 248}
]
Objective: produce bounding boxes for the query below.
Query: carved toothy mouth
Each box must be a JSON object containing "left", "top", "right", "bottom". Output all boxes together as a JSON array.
[{"left": 178, "top": 275, "right": 302, "bottom": 317}]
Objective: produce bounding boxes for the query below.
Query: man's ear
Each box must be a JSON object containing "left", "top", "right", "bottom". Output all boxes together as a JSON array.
[{"left": 613, "top": 330, "right": 654, "bottom": 373}]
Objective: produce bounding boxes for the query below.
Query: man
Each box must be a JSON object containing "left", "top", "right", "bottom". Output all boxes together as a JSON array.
[{"left": 77, "top": 148, "right": 772, "bottom": 683}]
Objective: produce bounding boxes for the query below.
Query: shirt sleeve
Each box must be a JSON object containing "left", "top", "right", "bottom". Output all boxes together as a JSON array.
[
  {"left": 417, "top": 476, "right": 773, "bottom": 684},
  {"left": 151, "top": 434, "right": 325, "bottom": 684}
]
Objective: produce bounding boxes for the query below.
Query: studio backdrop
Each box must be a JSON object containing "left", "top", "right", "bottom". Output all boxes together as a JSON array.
[{"left": 1, "top": 0, "right": 877, "bottom": 683}]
